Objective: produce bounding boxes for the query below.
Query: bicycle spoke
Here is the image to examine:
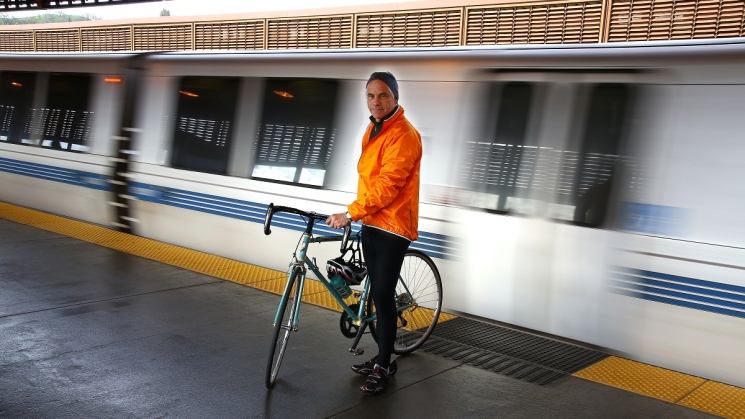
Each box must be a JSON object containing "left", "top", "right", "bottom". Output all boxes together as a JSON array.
[{"left": 369, "top": 250, "right": 443, "bottom": 354}]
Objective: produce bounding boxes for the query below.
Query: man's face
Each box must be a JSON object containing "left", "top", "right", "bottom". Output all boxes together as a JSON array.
[{"left": 367, "top": 80, "right": 398, "bottom": 121}]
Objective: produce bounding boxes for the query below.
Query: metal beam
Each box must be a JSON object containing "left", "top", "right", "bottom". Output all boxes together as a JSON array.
[{"left": 0, "top": 0, "right": 164, "bottom": 11}]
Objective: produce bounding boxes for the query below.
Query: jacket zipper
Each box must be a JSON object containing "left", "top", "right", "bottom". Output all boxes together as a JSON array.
[
  {"left": 358, "top": 107, "right": 402, "bottom": 169},
  {"left": 358, "top": 123, "right": 373, "bottom": 168}
]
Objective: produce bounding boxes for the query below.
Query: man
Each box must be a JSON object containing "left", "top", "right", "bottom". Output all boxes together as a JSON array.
[{"left": 326, "top": 71, "right": 422, "bottom": 395}]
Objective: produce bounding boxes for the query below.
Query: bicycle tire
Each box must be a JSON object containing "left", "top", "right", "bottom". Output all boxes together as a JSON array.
[
  {"left": 368, "top": 249, "right": 443, "bottom": 354},
  {"left": 265, "top": 266, "right": 301, "bottom": 389}
]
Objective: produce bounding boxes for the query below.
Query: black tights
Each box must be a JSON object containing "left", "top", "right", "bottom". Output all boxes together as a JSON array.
[{"left": 361, "top": 225, "right": 410, "bottom": 369}]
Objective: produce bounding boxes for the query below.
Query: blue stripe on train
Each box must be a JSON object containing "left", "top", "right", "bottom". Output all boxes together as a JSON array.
[
  {"left": 130, "top": 182, "right": 456, "bottom": 260},
  {"left": 0, "top": 155, "right": 456, "bottom": 260},
  {"left": 0, "top": 156, "right": 109, "bottom": 191},
  {"left": 610, "top": 268, "right": 745, "bottom": 319}
]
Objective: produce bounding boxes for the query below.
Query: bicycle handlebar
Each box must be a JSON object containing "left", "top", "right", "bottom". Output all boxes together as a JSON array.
[
  {"left": 263, "top": 203, "right": 328, "bottom": 235},
  {"left": 263, "top": 203, "right": 352, "bottom": 252}
]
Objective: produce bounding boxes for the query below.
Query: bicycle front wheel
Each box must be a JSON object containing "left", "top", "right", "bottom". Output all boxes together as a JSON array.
[
  {"left": 265, "top": 267, "right": 300, "bottom": 389},
  {"left": 368, "top": 249, "right": 443, "bottom": 354}
]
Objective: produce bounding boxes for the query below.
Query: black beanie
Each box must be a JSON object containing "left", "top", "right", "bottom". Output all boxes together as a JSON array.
[{"left": 366, "top": 71, "right": 399, "bottom": 100}]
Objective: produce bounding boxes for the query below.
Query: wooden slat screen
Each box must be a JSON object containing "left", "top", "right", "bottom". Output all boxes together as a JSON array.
[
  {"left": 35, "top": 29, "right": 80, "bottom": 52},
  {"left": 81, "top": 26, "right": 132, "bottom": 51},
  {"left": 607, "top": 0, "right": 745, "bottom": 42},
  {"left": 195, "top": 20, "right": 265, "bottom": 50},
  {"left": 133, "top": 24, "right": 193, "bottom": 51},
  {"left": 0, "top": 31, "right": 34, "bottom": 52},
  {"left": 355, "top": 9, "right": 462, "bottom": 48},
  {"left": 266, "top": 16, "right": 352, "bottom": 49},
  {"left": 466, "top": 1, "right": 603, "bottom": 45},
  {"left": 0, "top": 1, "right": 742, "bottom": 53}
]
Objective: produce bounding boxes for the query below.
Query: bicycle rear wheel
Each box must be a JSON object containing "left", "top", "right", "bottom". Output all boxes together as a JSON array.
[
  {"left": 368, "top": 249, "right": 443, "bottom": 354},
  {"left": 265, "top": 267, "right": 300, "bottom": 389}
]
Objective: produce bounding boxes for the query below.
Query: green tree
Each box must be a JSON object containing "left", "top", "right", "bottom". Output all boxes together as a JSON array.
[
  {"left": 0, "top": 11, "right": 100, "bottom": 25},
  {"left": 160, "top": 8, "right": 171, "bottom": 17}
]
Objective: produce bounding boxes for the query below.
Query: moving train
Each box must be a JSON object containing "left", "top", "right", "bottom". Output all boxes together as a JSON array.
[{"left": 1, "top": 39, "right": 744, "bottom": 387}]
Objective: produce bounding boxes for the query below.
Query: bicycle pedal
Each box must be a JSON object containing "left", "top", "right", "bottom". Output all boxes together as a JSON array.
[{"left": 349, "top": 347, "right": 365, "bottom": 356}]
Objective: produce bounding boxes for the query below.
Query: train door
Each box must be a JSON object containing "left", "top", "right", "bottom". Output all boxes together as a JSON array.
[{"left": 450, "top": 70, "right": 638, "bottom": 345}]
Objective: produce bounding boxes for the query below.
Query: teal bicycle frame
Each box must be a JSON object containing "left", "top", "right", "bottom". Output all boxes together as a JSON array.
[
  {"left": 270, "top": 214, "right": 416, "bottom": 354},
  {"left": 273, "top": 231, "right": 371, "bottom": 330}
]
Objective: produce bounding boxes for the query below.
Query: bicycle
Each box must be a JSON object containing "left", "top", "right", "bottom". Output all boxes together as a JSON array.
[{"left": 262, "top": 203, "right": 443, "bottom": 389}]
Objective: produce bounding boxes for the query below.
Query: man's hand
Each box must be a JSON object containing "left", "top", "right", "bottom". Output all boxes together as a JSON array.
[{"left": 326, "top": 212, "right": 351, "bottom": 230}]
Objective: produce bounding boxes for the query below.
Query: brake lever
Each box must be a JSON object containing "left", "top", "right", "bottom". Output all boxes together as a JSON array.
[{"left": 341, "top": 224, "right": 351, "bottom": 253}]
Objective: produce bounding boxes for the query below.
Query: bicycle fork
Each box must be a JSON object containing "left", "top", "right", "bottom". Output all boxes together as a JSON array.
[
  {"left": 274, "top": 263, "right": 306, "bottom": 330},
  {"left": 282, "top": 234, "right": 311, "bottom": 331}
]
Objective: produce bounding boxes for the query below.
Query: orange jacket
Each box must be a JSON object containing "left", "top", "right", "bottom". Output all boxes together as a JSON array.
[{"left": 347, "top": 106, "right": 422, "bottom": 241}]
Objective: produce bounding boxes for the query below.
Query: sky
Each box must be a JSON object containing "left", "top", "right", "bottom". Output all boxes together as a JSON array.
[{"left": 8, "top": 0, "right": 421, "bottom": 20}]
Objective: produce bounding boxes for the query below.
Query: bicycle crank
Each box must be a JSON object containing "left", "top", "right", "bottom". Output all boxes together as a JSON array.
[{"left": 339, "top": 304, "right": 360, "bottom": 338}]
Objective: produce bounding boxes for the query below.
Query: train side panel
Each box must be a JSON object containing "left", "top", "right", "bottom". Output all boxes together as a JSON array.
[{"left": 1, "top": 46, "right": 745, "bottom": 387}]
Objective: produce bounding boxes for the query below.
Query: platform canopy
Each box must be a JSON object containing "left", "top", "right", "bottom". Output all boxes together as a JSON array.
[{"left": 0, "top": 0, "right": 164, "bottom": 11}]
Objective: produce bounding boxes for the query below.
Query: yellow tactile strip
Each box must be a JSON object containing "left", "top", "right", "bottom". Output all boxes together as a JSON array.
[
  {"left": 574, "top": 356, "right": 706, "bottom": 402},
  {"left": 575, "top": 356, "right": 745, "bottom": 419},
  {"left": 679, "top": 381, "right": 745, "bottom": 419},
  {"left": 0, "top": 202, "right": 453, "bottom": 327},
  {"left": 0, "top": 201, "right": 353, "bottom": 310}
]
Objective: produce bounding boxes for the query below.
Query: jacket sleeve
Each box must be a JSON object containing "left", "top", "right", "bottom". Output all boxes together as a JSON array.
[{"left": 348, "top": 130, "right": 420, "bottom": 221}]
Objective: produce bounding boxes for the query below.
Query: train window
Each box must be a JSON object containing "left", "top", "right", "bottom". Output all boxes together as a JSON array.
[
  {"left": 0, "top": 72, "right": 36, "bottom": 144},
  {"left": 251, "top": 79, "right": 339, "bottom": 187},
  {"left": 33, "top": 73, "right": 94, "bottom": 152},
  {"left": 571, "top": 84, "right": 629, "bottom": 226},
  {"left": 461, "top": 82, "right": 533, "bottom": 210},
  {"left": 171, "top": 77, "right": 240, "bottom": 175},
  {"left": 462, "top": 82, "right": 631, "bottom": 227}
]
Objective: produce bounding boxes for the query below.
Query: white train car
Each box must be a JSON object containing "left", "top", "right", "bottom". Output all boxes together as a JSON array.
[{"left": 0, "top": 39, "right": 744, "bottom": 387}]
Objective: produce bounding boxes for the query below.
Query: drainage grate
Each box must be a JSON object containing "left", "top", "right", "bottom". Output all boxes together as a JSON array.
[{"left": 409, "top": 317, "right": 608, "bottom": 385}]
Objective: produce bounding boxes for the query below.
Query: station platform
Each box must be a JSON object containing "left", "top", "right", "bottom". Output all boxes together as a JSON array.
[{"left": 0, "top": 202, "right": 742, "bottom": 419}]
